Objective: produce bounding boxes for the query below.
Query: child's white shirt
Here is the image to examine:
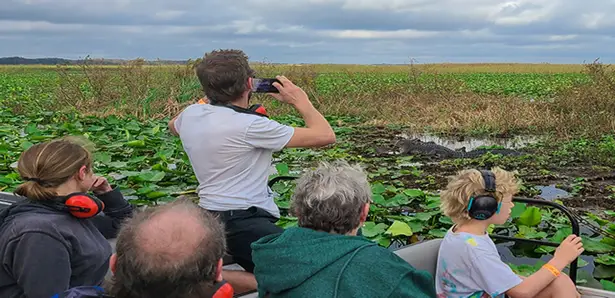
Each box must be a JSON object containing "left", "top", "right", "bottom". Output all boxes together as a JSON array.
[{"left": 435, "top": 226, "right": 523, "bottom": 298}]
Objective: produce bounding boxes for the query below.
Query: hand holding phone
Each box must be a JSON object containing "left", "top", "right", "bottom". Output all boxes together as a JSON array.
[
  {"left": 265, "top": 76, "right": 311, "bottom": 107},
  {"left": 252, "top": 78, "right": 281, "bottom": 93}
]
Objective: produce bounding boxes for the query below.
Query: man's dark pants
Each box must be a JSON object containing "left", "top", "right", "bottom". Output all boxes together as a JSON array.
[
  {"left": 208, "top": 206, "right": 283, "bottom": 273},
  {"left": 208, "top": 206, "right": 364, "bottom": 273}
]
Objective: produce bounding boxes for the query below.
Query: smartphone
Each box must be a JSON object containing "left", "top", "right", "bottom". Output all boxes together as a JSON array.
[{"left": 252, "top": 78, "right": 281, "bottom": 93}]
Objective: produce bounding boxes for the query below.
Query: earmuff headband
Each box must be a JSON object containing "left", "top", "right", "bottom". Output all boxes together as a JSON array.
[
  {"left": 480, "top": 170, "right": 496, "bottom": 193},
  {"left": 44, "top": 193, "right": 104, "bottom": 219},
  {"left": 467, "top": 170, "right": 500, "bottom": 220}
]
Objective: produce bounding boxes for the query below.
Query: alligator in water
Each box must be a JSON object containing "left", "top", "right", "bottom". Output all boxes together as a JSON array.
[{"left": 396, "top": 138, "right": 525, "bottom": 159}]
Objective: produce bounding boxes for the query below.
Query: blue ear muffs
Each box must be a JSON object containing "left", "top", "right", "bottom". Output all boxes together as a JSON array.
[{"left": 467, "top": 170, "right": 500, "bottom": 220}]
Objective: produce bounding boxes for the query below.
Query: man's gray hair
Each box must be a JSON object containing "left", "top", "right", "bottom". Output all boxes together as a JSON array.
[{"left": 291, "top": 160, "right": 372, "bottom": 234}]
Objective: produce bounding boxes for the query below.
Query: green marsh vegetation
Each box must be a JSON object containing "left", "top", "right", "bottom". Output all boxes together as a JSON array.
[{"left": 0, "top": 59, "right": 614, "bottom": 290}]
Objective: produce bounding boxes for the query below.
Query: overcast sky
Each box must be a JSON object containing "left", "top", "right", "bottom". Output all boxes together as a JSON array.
[{"left": 1, "top": 0, "right": 614, "bottom": 64}]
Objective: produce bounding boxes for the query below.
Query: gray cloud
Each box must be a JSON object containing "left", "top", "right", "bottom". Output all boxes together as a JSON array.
[{"left": 1, "top": 0, "right": 614, "bottom": 63}]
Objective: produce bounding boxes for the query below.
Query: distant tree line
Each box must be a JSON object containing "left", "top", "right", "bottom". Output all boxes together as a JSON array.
[{"left": 0, "top": 56, "right": 189, "bottom": 65}]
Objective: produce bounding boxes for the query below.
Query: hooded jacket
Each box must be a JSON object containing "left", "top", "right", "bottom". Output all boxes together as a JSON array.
[
  {"left": 251, "top": 227, "right": 437, "bottom": 298},
  {"left": 53, "top": 279, "right": 236, "bottom": 298},
  {"left": 0, "top": 188, "right": 133, "bottom": 298},
  {"left": 52, "top": 286, "right": 113, "bottom": 298}
]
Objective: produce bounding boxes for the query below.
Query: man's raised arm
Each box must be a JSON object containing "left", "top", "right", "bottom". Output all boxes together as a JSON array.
[{"left": 269, "top": 76, "right": 336, "bottom": 148}]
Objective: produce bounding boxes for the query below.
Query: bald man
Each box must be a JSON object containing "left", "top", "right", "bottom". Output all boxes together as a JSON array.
[{"left": 54, "top": 198, "right": 255, "bottom": 298}]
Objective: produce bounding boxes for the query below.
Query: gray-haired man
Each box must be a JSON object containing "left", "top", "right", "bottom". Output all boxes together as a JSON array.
[{"left": 250, "top": 161, "right": 437, "bottom": 298}]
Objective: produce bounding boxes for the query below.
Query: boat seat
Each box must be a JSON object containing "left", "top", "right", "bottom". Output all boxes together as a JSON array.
[
  {"left": 223, "top": 254, "right": 236, "bottom": 266},
  {"left": 0, "top": 191, "right": 24, "bottom": 210},
  {"left": 393, "top": 238, "right": 443, "bottom": 277},
  {"left": 237, "top": 291, "right": 259, "bottom": 297},
  {"left": 578, "top": 286, "right": 615, "bottom": 298}
]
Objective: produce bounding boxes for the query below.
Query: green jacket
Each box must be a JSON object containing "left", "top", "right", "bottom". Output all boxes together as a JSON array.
[{"left": 251, "top": 227, "right": 437, "bottom": 298}]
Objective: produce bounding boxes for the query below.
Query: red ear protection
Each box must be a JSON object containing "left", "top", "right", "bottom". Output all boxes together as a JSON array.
[
  {"left": 252, "top": 104, "right": 268, "bottom": 117},
  {"left": 212, "top": 281, "right": 234, "bottom": 298},
  {"left": 62, "top": 193, "right": 105, "bottom": 219}
]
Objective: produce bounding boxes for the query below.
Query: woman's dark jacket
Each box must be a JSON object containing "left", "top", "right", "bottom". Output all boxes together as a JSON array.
[{"left": 0, "top": 187, "right": 133, "bottom": 298}]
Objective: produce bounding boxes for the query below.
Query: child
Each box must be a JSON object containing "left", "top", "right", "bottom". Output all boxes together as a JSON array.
[{"left": 436, "top": 167, "right": 584, "bottom": 298}]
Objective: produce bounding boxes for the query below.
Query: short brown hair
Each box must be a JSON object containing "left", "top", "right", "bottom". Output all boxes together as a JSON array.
[
  {"left": 14, "top": 136, "right": 93, "bottom": 201},
  {"left": 107, "top": 198, "right": 227, "bottom": 298},
  {"left": 195, "top": 49, "right": 255, "bottom": 105},
  {"left": 440, "top": 167, "right": 521, "bottom": 224}
]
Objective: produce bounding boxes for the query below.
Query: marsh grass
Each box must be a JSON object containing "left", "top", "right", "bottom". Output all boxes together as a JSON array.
[{"left": 4, "top": 59, "right": 614, "bottom": 138}]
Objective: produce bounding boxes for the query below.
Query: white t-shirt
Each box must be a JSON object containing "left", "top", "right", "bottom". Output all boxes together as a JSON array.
[
  {"left": 435, "top": 226, "right": 523, "bottom": 298},
  {"left": 174, "top": 103, "right": 295, "bottom": 218}
]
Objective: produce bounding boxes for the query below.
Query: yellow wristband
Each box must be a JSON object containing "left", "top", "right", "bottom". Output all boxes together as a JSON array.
[{"left": 542, "top": 264, "right": 561, "bottom": 277}]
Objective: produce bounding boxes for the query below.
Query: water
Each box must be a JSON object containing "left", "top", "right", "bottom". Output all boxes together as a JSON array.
[
  {"left": 496, "top": 242, "right": 602, "bottom": 288},
  {"left": 398, "top": 162, "right": 424, "bottom": 168},
  {"left": 530, "top": 185, "right": 596, "bottom": 235},
  {"left": 399, "top": 132, "right": 541, "bottom": 151},
  {"left": 535, "top": 184, "right": 572, "bottom": 201}
]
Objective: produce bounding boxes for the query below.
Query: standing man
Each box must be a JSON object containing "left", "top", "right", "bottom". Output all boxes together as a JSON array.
[{"left": 168, "top": 49, "right": 336, "bottom": 292}]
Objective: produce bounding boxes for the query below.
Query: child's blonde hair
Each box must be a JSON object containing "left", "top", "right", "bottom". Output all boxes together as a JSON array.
[{"left": 440, "top": 167, "right": 521, "bottom": 224}]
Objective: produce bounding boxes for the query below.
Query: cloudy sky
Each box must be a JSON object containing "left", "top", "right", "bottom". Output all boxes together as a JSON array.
[{"left": 1, "top": 0, "right": 614, "bottom": 64}]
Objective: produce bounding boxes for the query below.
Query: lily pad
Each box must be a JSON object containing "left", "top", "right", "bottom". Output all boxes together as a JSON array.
[
  {"left": 594, "top": 265, "right": 615, "bottom": 279},
  {"left": 385, "top": 220, "right": 413, "bottom": 237},
  {"left": 583, "top": 236, "right": 615, "bottom": 254},
  {"left": 371, "top": 183, "right": 386, "bottom": 194},
  {"left": 362, "top": 222, "right": 388, "bottom": 238},
  {"left": 510, "top": 203, "right": 527, "bottom": 219},
  {"left": 518, "top": 206, "right": 542, "bottom": 227},
  {"left": 403, "top": 189, "right": 424, "bottom": 198},
  {"left": 601, "top": 280, "right": 615, "bottom": 292},
  {"left": 595, "top": 255, "right": 615, "bottom": 266}
]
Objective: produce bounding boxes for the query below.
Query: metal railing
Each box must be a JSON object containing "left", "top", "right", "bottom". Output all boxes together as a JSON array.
[
  {"left": 267, "top": 175, "right": 298, "bottom": 188},
  {"left": 489, "top": 197, "right": 581, "bottom": 284}
]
